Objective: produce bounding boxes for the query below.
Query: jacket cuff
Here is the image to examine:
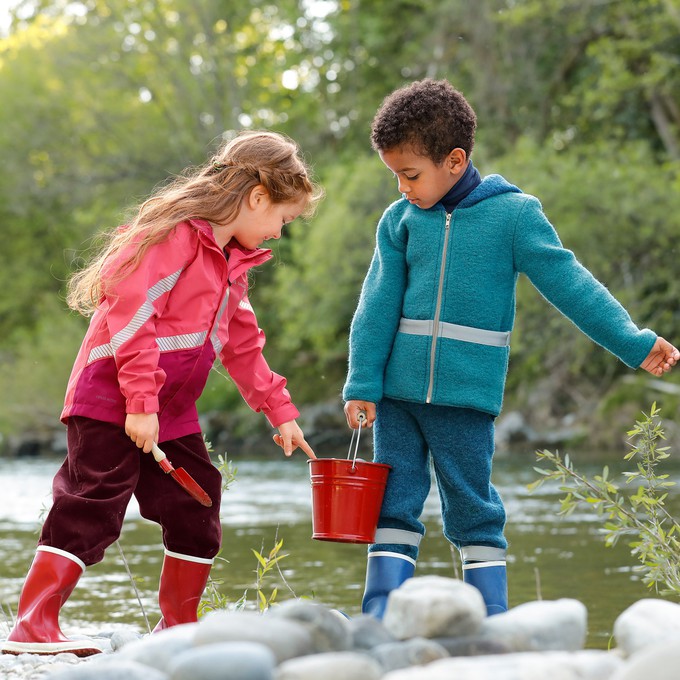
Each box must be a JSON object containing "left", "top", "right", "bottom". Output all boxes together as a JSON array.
[
  {"left": 126, "top": 396, "right": 160, "bottom": 414},
  {"left": 265, "top": 403, "right": 300, "bottom": 428},
  {"left": 342, "top": 383, "right": 383, "bottom": 404},
  {"left": 626, "top": 330, "right": 658, "bottom": 369}
]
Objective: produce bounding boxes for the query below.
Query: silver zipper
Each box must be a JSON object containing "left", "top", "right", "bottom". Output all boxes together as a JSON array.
[{"left": 426, "top": 212, "right": 452, "bottom": 403}]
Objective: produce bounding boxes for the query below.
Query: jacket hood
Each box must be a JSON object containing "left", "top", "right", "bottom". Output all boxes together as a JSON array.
[{"left": 458, "top": 174, "right": 522, "bottom": 209}]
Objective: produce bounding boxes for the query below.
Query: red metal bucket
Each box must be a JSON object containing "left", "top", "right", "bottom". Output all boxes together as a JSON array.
[
  {"left": 308, "top": 419, "right": 391, "bottom": 544},
  {"left": 308, "top": 458, "right": 391, "bottom": 543}
]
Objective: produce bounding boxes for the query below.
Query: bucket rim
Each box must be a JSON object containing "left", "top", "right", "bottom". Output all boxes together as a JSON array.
[{"left": 308, "top": 457, "right": 391, "bottom": 470}]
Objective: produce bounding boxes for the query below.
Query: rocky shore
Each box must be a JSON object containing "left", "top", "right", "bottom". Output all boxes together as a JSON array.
[{"left": 2, "top": 576, "right": 680, "bottom": 679}]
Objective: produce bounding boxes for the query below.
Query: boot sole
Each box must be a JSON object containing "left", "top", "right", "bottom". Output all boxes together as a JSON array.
[{"left": 1, "top": 640, "right": 103, "bottom": 656}]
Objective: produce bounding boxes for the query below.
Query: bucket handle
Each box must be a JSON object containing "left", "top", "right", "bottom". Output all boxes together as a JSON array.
[{"left": 347, "top": 412, "right": 366, "bottom": 470}]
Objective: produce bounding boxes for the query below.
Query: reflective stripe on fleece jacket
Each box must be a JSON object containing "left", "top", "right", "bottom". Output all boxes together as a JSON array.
[
  {"left": 343, "top": 174, "right": 656, "bottom": 417},
  {"left": 61, "top": 219, "right": 299, "bottom": 442}
]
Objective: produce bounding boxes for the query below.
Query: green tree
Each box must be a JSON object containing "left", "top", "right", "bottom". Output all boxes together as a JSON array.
[{"left": 0, "top": 0, "right": 678, "bottom": 442}]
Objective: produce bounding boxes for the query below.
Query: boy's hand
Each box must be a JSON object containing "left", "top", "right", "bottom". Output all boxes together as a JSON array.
[
  {"left": 640, "top": 337, "right": 680, "bottom": 376},
  {"left": 273, "top": 420, "right": 316, "bottom": 459},
  {"left": 344, "top": 400, "right": 376, "bottom": 429},
  {"left": 125, "top": 412, "right": 160, "bottom": 453}
]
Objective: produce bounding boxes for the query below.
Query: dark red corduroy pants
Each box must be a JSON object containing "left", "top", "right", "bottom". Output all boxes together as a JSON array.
[{"left": 38, "top": 416, "right": 222, "bottom": 566}]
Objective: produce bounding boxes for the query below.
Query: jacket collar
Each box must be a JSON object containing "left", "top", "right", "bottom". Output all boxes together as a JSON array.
[
  {"left": 189, "top": 219, "right": 273, "bottom": 283},
  {"left": 223, "top": 238, "right": 272, "bottom": 283}
]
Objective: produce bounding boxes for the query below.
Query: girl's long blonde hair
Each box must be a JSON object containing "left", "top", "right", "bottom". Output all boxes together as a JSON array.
[{"left": 67, "top": 130, "right": 323, "bottom": 316}]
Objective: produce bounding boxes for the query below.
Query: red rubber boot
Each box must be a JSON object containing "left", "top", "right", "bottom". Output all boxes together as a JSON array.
[
  {"left": 153, "top": 550, "right": 213, "bottom": 632},
  {"left": 1, "top": 547, "right": 102, "bottom": 656}
]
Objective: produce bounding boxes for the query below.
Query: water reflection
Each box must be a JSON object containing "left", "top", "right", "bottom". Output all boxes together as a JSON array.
[{"left": 0, "top": 452, "right": 677, "bottom": 647}]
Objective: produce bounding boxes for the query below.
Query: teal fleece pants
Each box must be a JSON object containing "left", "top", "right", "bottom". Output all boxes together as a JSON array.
[{"left": 370, "top": 398, "right": 507, "bottom": 560}]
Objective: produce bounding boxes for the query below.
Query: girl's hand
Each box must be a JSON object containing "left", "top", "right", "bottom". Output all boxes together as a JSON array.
[
  {"left": 273, "top": 420, "right": 316, "bottom": 459},
  {"left": 640, "top": 337, "right": 680, "bottom": 377},
  {"left": 125, "top": 413, "right": 160, "bottom": 453},
  {"left": 344, "top": 400, "right": 376, "bottom": 429}
]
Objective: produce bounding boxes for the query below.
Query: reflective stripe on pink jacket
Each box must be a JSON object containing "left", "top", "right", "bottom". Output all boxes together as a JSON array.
[{"left": 61, "top": 218, "right": 299, "bottom": 442}]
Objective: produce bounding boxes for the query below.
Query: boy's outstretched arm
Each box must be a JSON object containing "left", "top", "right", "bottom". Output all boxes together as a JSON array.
[{"left": 640, "top": 337, "right": 680, "bottom": 376}]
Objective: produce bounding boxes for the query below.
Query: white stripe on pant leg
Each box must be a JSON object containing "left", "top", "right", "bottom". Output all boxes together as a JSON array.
[
  {"left": 460, "top": 545, "right": 507, "bottom": 562},
  {"left": 368, "top": 551, "right": 417, "bottom": 567},
  {"left": 164, "top": 549, "right": 214, "bottom": 565},
  {"left": 373, "top": 528, "right": 422, "bottom": 546},
  {"left": 37, "top": 546, "right": 87, "bottom": 571}
]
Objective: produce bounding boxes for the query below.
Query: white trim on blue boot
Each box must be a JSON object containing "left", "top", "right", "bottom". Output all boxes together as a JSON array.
[
  {"left": 362, "top": 551, "right": 416, "bottom": 619},
  {"left": 461, "top": 545, "right": 508, "bottom": 616}
]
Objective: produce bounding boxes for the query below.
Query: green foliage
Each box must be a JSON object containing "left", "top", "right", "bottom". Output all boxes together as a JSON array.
[
  {"left": 198, "top": 451, "right": 295, "bottom": 615},
  {"left": 0, "top": 0, "right": 678, "bottom": 436},
  {"left": 197, "top": 552, "right": 232, "bottom": 618},
  {"left": 529, "top": 404, "right": 680, "bottom": 596},
  {"left": 198, "top": 537, "right": 294, "bottom": 616},
  {"left": 215, "top": 452, "right": 237, "bottom": 494},
  {"left": 261, "top": 153, "right": 395, "bottom": 401},
  {"left": 248, "top": 538, "right": 288, "bottom": 613},
  {"left": 0, "top": 300, "right": 86, "bottom": 436}
]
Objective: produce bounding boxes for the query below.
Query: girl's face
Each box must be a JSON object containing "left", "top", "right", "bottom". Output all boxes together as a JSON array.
[
  {"left": 379, "top": 145, "right": 467, "bottom": 210},
  {"left": 232, "top": 189, "right": 308, "bottom": 250}
]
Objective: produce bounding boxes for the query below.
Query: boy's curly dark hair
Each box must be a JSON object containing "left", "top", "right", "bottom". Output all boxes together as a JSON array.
[{"left": 370, "top": 79, "right": 477, "bottom": 163}]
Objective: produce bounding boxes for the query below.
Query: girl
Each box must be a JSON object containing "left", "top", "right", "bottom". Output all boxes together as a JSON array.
[{"left": 2, "top": 130, "right": 322, "bottom": 656}]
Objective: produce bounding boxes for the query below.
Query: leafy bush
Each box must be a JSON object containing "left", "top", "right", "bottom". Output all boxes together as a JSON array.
[{"left": 530, "top": 403, "right": 680, "bottom": 596}]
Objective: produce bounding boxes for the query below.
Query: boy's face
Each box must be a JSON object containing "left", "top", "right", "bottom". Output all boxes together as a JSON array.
[{"left": 379, "top": 146, "right": 467, "bottom": 210}]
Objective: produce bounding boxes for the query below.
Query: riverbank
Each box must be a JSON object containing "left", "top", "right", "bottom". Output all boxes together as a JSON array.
[
  {"left": 7, "top": 393, "right": 680, "bottom": 461},
  {"left": 1, "top": 584, "right": 680, "bottom": 679}
]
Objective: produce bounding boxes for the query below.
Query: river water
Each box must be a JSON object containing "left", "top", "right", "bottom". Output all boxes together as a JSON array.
[{"left": 1, "top": 451, "right": 676, "bottom": 648}]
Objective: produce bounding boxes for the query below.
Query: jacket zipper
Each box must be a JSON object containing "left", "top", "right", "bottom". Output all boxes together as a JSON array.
[{"left": 426, "top": 212, "right": 452, "bottom": 403}]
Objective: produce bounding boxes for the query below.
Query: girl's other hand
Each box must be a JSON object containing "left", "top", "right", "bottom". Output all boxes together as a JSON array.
[
  {"left": 273, "top": 420, "right": 316, "bottom": 459},
  {"left": 125, "top": 413, "right": 160, "bottom": 453},
  {"left": 344, "top": 400, "right": 376, "bottom": 429},
  {"left": 640, "top": 337, "right": 680, "bottom": 377}
]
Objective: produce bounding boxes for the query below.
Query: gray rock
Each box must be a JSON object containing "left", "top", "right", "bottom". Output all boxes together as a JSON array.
[
  {"left": 115, "top": 623, "right": 198, "bottom": 672},
  {"left": 613, "top": 598, "right": 680, "bottom": 657},
  {"left": 53, "top": 652, "right": 86, "bottom": 664},
  {"left": 48, "top": 658, "right": 168, "bottom": 680},
  {"left": 267, "top": 600, "right": 352, "bottom": 653},
  {"left": 383, "top": 576, "right": 486, "bottom": 640},
  {"left": 611, "top": 635, "right": 680, "bottom": 679},
  {"left": 382, "top": 650, "right": 621, "bottom": 680},
  {"left": 110, "top": 628, "right": 144, "bottom": 652},
  {"left": 275, "top": 651, "right": 383, "bottom": 680},
  {"left": 167, "top": 641, "right": 276, "bottom": 680},
  {"left": 194, "top": 610, "right": 314, "bottom": 663},
  {"left": 480, "top": 599, "right": 587, "bottom": 652},
  {"left": 347, "top": 614, "right": 397, "bottom": 650},
  {"left": 565, "top": 650, "right": 625, "bottom": 679},
  {"left": 432, "top": 635, "right": 512, "bottom": 656},
  {"left": 369, "top": 637, "right": 449, "bottom": 672}
]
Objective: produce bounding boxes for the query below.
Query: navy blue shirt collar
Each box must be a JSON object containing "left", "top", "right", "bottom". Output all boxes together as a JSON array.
[{"left": 439, "top": 161, "right": 482, "bottom": 212}]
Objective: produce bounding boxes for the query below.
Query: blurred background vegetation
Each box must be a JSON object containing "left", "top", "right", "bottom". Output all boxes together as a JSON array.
[{"left": 0, "top": 0, "right": 678, "bottom": 454}]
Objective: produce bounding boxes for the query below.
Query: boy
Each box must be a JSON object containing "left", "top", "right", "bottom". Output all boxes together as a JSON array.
[{"left": 343, "top": 78, "right": 679, "bottom": 618}]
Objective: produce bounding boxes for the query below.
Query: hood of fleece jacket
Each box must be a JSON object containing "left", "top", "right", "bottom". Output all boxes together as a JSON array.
[{"left": 458, "top": 173, "right": 522, "bottom": 209}]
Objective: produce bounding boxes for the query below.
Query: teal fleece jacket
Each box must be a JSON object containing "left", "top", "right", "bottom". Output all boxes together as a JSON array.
[{"left": 343, "top": 174, "right": 656, "bottom": 417}]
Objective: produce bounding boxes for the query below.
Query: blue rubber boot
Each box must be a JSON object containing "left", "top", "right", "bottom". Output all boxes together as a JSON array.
[
  {"left": 461, "top": 546, "right": 508, "bottom": 616},
  {"left": 362, "top": 552, "right": 416, "bottom": 619}
]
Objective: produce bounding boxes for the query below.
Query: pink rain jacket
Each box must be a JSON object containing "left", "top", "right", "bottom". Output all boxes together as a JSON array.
[{"left": 61, "top": 219, "right": 299, "bottom": 442}]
